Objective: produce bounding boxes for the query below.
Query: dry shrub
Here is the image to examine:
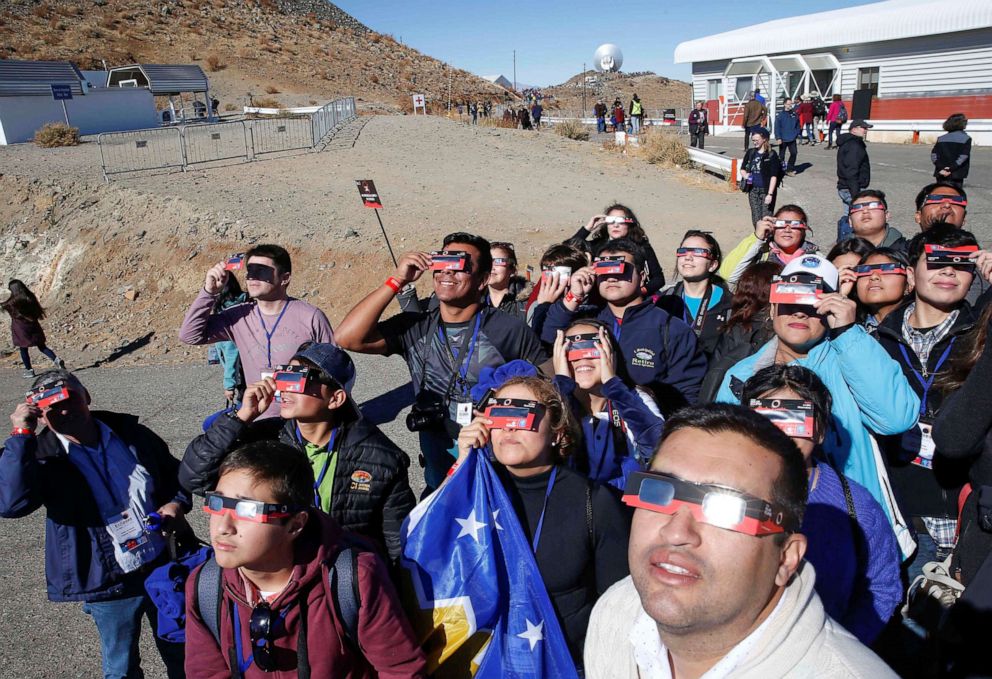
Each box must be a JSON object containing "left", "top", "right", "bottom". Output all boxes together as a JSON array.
[
  {"left": 32, "top": 3, "right": 50, "bottom": 19},
  {"left": 34, "top": 123, "right": 80, "bottom": 148},
  {"left": 369, "top": 33, "right": 382, "bottom": 43},
  {"left": 205, "top": 54, "right": 225, "bottom": 71},
  {"left": 555, "top": 119, "right": 589, "bottom": 141},
  {"left": 369, "top": 74, "right": 379, "bottom": 84},
  {"left": 99, "top": 16, "right": 117, "bottom": 29},
  {"left": 224, "top": 103, "right": 236, "bottom": 111},
  {"left": 637, "top": 127, "right": 690, "bottom": 166},
  {"left": 264, "top": 85, "right": 280, "bottom": 94},
  {"left": 253, "top": 96, "right": 280, "bottom": 108}
]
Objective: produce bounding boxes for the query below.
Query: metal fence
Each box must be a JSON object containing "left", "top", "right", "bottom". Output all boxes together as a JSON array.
[{"left": 98, "top": 96, "right": 356, "bottom": 180}]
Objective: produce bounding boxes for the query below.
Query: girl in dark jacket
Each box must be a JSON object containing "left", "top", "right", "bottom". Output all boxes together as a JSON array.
[
  {"left": 566, "top": 203, "right": 665, "bottom": 294},
  {"left": 1, "top": 279, "right": 64, "bottom": 378},
  {"left": 739, "top": 126, "right": 783, "bottom": 226}
]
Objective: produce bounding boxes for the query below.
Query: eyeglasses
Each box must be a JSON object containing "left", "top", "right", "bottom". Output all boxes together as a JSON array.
[
  {"left": 203, "top": 493, "right": 302, "bottom": 523},
  {"left": 772, "top": 219, "right": 807, "bottom": 230},
  {"left": 249, "top": 601, "right": 279, "bottom": 672},
  {"left": 492, "top": 257, "right": 509, "bottom": 267},
  {"left": 603, "top": 216, "right": 634, "bottom": 225},
  {"left": 853, "top": 263, "right": 907, "bottom": 277},
  {"left": 923, "top": 194, "right": 967, "bottom": 208},
  {"left": 483, "top": 398, "right": 546, "bottom": 431},
  {"left": 925, "top": 244, "right": 978, "bottom": 271},
  {"left": 430, "top": 250, "right": 473, "bottom": 273},
  {"left": 749, "top": 398, "right": 817, "bottom": 439},
  {"left": 849, "top": 201, "right": 885, "bottom": 213},
  {"left": 565, "top": 332, "right": 602, "bottom": 361},
  {"left": 622, "top": 471, "right": 798, "bottom": 536},
  {"left": 594, "top": 256, "right": 631, "bottom": 277},
  {"left": 676, "top": 247, "right": 713, "bottom": 259},
  {"left": 246, "top": 263, "right": 276, "bottom": 283}
]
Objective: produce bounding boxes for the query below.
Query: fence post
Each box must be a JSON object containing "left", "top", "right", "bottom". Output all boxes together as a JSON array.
[
  {"left": 728, "top": 158, "right": 738, "bottom": 189},
  {"left": 178, "top": 126, "right": 189, "bottom": 172},
  {"left": 245, "top": 121, "right": 255, "bottom": 161}
]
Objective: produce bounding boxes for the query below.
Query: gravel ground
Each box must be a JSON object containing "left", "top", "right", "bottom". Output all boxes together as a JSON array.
[{"left": 0, "top": 354, "right": 421, "bottom": 679}]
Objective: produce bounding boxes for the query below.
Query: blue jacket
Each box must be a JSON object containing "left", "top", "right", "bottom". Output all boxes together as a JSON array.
[
  {"left": 0, "top": 411, "right": 189, "bottom": 602},
  {"left": 716, "top": 326, "right": 919, "bottom": 535},
  {"left": 803, "top": 462, "right": 902, "bottom": 645},
  {"left": 775, "top": 109, "right": 801, "bottom": 143},
  {"left": 541, "top": 300, "right": 707, "bottom": 413},
  {"left": 553, "top": 375, "right": 664, "bottom": 487}
]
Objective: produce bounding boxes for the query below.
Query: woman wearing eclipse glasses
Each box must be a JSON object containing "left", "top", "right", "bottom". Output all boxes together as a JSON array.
[
  {"left": 742, "top": 364, "right": 902, "bottom": 645},
  {"left": 452, "top": 374, "right": 630, "bottom": 665},
  {"left": 720, "top": 204, "right": 821, "bottom": 289}
]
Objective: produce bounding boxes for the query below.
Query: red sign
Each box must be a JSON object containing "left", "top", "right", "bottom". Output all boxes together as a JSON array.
[{"left": 356, "top": 179, "right": 383, "bottom": 209}]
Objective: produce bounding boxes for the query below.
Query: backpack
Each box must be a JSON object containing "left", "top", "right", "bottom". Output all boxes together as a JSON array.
[
  {"left": 194, "top": 542, "right": 363, "bottom": 655},
  {"left": 836, "top": 103, "right": 848, "bottom": 124}
]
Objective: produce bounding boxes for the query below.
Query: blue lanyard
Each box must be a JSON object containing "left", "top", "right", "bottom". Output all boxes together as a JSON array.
[
  {"left": 307, "top": 427, "right": 340, "bottom": 507},
  {"left": 256, "top": 300, "right": 292, "bottom": 368},
  {"left": 898, "top": 338, "right": 955, "bottom": 415},
  {"left": 232, "top": 600, "right": 289, "bottom": 674},
  {"left": 531, "top": 467, "right": 558, "bottom": 554},
  {"left": 612, "top": 317, "right": 622, "bottom": 341},
  {"left": 438, "top": 313, "right": 483, "bottom": 388},
  {"left": 68, "top": 429, "right": 127, "bottom": 511}
]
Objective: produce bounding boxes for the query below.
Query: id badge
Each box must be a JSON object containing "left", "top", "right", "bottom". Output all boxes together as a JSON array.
[
  {"left": 107, "top": 510, "right": 144, "bottom": 546},
  {"left": 909, "top": 420, "right": 936, "bottom": 469},
  {"left": 456, "top": 402, "right": 473, "bottom": 427}
]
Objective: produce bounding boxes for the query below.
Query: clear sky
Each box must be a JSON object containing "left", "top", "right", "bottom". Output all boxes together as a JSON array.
[{"left": 333, "top": 0, "right": 871, "bottom": 86}]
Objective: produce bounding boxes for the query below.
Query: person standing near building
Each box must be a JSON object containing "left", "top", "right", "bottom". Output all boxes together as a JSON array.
[
  {"left": 629, "top": 94, "right": 644, "bottom": 135},
  {"left": 612, "top": 98, "right": 625, "bottom": 133},
  {"left": 836, "top": 120, "right": 873, "bottom": 241},
  {"left": 931, "top": 112, "right": 971, "bottom": 188},
  {"left": 774, "top": 98, "right": 801, "bottom": 176},
  {"left": 797, "top": 95, "right": 815, "bottom": 145},
  {"left": 531, "top": 100, "right": 543, "bottom": 129},
  {"left": 594, "top": 99, "right": 607, "bottom": 134},
  {"left": 739, "top": 127, "right": 782, "bottom": 226},
  {"left": 688, "top": 100, "right": 708, "bottom": 149},
  {"left": 742, "top": 92, "right": 767, "bottom": 150},
  {"left": 826, "top": 94, "right": 848, "bottom": 149},
  {"left": 1, "top": 280, "right": 65, "bottom": 379}
]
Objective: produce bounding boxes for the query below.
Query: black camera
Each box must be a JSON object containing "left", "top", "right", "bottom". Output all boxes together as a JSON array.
[{"left": 406, "top": 391, "right": 448, "bottom": 432}]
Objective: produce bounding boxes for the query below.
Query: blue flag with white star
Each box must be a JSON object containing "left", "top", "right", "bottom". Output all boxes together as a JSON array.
[{"left": 400, "top": 450, "right": 580, "bottom": 678}]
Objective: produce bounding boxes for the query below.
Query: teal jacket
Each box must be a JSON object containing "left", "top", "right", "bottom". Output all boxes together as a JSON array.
[{"left": 716, "top": 326, "right": 920, "bottom": 551}]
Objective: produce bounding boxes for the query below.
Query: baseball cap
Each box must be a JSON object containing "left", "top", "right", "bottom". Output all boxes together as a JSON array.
[
  {"left": 850, "top": 120, "right": 874, "bottom": 130},
  {"left": 291, "top": 342, "right": 356, "bottom": 393},
  {"left": 780, "top": 255, "right": 839, "bottom": 292}
]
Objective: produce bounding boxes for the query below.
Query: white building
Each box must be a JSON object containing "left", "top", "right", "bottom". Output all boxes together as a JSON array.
[{"left": 674, "top": 0, "right": 992, "bottom": 144}]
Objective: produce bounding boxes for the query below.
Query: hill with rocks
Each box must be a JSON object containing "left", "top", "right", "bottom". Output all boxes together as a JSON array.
[
  {"left": 0, "top": 0, "right": 508, "bottom": 111},
  {"left": 544, "top": 70, "right": 692, "bottom": 116}
]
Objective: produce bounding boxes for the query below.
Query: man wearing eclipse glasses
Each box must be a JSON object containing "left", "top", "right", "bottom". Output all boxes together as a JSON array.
[
  {"left": 180, "top": 244, "right": 334, "bottom": 419},
  {"left": 846, "top": 189, "right": 908, "bottom": 253},
  {"left": 914, "top": 182, "right": 968, "bottom": 232},
  {"left": 584, "top": 404, "right": 895, "bottom": 678}
]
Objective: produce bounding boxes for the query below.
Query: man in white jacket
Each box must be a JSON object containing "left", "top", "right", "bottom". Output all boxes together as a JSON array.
[{"left": 585, "top": 404, "right": 896, "bottom": 678}]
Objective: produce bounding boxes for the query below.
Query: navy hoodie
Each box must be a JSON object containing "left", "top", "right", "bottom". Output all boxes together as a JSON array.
[{"left": 541, "top": 299, "right": 706, "bottom": 414}]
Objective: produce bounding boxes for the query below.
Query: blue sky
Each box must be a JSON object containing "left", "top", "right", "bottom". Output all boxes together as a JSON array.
[{"left": 334, "top": 0, "right": 870, "bottom": 86}]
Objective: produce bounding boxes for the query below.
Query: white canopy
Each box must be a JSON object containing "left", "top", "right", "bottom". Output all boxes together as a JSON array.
[{"left": 674, "top": 0, "right": 992, "bottom": 64}]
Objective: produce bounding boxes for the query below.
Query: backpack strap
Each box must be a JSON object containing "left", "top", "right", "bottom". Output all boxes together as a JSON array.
[
  {"left": 195, "top": 557, "right": 223, "bottom": 648},
  {"left": 328, "top": 544, "right": 362, "bottom": 653},
  {"left": 836, "top": 468, "right": 867, "bottom": 575}
]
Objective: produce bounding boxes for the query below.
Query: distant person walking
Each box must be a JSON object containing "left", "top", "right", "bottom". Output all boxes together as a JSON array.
[
  {"left": 518, "top": 106, "right": 532, "bottom": 130},
  {"left": 739, "top": 127, "right": 782, "bottom": 227},
  {"left": 774, "top": 98, "right": 801, "bottom": 175},
  {"left": 826, "top": 94, "right": 848, "bottom": 149},
  {"left": 629, "top": 94, "right": 644, "bottom": 135},
  {"left": 797, "top": 95, "right": 815, "bottom": 145},
  {"left": 502, "top": 106, "right": 516, "bottom": 127},
  {"left": 931, "top": 112, "right": 971, "bottom": 187},
  {"left": 812, "top": 95, "right": 828, "bottom": 143},
  {"left": 612, "top": 98, "right": 625, "bottom": 133},
  {"left": 835, "top": 120, "right": 873, "bottom": 240},
  {"left": 688, "top": 100, "right": 709, "bottom": 149},
  {"left": 1, "top": 280, "right": 64, "bottom": 378},
  {"left": 531, "top": 101, "right": 543, "bottom": 129},
  {"left": 594, "top": 100, "right": 607, "bottom": 133},
  {"left": 470, "top": 102, "right": 478, "bottom": 125},
  {"left": 742, "top": 92, "right": 767, "bottom": 150}
]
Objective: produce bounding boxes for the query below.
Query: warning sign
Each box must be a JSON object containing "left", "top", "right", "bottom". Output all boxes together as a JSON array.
[{"left": 356, "top": 179, "right": 383, "bottom": 209}]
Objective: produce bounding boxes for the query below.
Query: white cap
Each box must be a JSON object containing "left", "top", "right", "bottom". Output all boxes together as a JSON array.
[{"left": 780, "top": 255, "right": 839, "bottom": 292}]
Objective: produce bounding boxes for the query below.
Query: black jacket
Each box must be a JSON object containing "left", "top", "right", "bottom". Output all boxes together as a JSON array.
[
  {"left": 931, "top": 130, "right": 971, "bottom": 181},
  {"left": 688, "top": 108, "right": 708, "bottom": 134},
  {"left": 699, "top": 311, "right": 775, "bottom": 403},
  {"left": 656, "top": 281, "right": 733, "bottom": 359},
  {"left": 875, "top": 303, "right": 975, "bottom": 519},
  {"left": 742, "top": 147, "right": 783, "bottom": 190},
  {"left": 179, "top": 411, "right": 415, "bottom": 560},
  {"left": 566, "top": 227, "right": 666, "bottom": 295},
  {"left": 836, "top": 133, "right": 870, "bottom": 196}
]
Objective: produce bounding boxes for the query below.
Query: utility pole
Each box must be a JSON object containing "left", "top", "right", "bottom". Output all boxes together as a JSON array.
[
  {"left": 582, "top": 62, "right": 586, "bottom": 116},
  {"left": 447, "top": 66, "right": 452, "bottom": 112},
  {"left": 513, "top": 50, "right": 516, "bottom": 95}
]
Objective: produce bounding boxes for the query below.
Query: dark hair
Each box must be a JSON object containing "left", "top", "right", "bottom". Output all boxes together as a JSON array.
[
  {"left": 915, "top": 182, "right": 967, "bottom": 210},
  {"left": 937, "top": 301, "right": 992, "bottom": 394},
  {"left": 851, "top": 189, "right": 887, "bottom": 210},
  {"left": 832, "top": 94, "right": 841, "bottom": 102},
  {"left": 3, "top": 279, "right": 45, "bottom": 322},
  {"left": 907, "top": 222, "right": 978, "bottom": 265},
  {"left": 681, "top": 230, "right": 723, "bottom": 269},
  {"left": 490, "top": 242, "right": 518, "bottom": 269},
  {"left": 774, "top": 204, "right": 809, "bottom": 226},
  {"left": 723, "top": 261, "right": 782, "bottom": 333},
  {"left": 218, "top": 441, "right": 314, "bottom": 508},
  {"left": 245, "top": 244, "right": 292, "bottom": 275},
  {"left": 541, "top": 243, "right": 588, "bottom": 270},
  {"left": 857, "top": 246, "right": 910, "bottom": 269},
  {"left": 602, "top": 203, "right": 649, "bottom": 243},
  {"left": 652, "top": 403, "right": 808, "bottom": 528},
  {"left": 827, "top": 237, "right": 874, "bottom": 264},
  {"left": 563, "top": 317, "right": 634, "bottom": 385},
  {"left": 596, "top": 237, "right": 646, "bottom": 272},
  {"left": 741, "top": 365, "right": 832, "bottom": 445},
  {"left": 212, "top": 274, "right": 244, "bottom": 314},
  {"left": 443, "top": 232, "right": 493, "bottom": 276},
  {"left": 31, "top": 368, "right": 84, "bottom": 392},
  {"left": 943, "top": 113, "right": 968, "bottom": 133}
]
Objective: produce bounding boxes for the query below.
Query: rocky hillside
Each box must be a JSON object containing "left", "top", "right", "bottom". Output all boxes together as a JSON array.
[
  {"left": 545, "top": 70, "right": 692, "bottom": 116},
  {"left": 0, "top": 0, "right": 508, "bottom": 111}
]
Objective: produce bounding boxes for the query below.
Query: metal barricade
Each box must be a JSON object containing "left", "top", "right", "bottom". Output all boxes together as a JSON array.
[
  {"left": 311, "top": 96, "right": 355, "bottom": 146},
  {"left": 181, "top": 121, "right": 249, "bottom": 166},
  {"left": 249, "top": 116, "right": 313, "bottom": 157},
  {"left": 98, "top": 127, "right": 185, "bottom": 180}
]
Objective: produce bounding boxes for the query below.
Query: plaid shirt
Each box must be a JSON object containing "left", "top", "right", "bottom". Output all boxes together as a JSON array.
[{"left": 901, "top": 302, "right": 960, "bottom": 370}]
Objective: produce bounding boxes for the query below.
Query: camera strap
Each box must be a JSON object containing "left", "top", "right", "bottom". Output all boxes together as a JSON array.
[{"left": 682, "top": 283, "right": 713, "bottom": 336}]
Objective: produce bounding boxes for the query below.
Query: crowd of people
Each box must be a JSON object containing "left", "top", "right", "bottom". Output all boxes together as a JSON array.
[{"left": 1, "top": 127, "right": 990, "bottom": 679}]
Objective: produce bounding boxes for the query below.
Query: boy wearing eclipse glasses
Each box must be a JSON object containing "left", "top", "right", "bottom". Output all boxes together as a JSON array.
[
  {"left": 584, "top": 404, "right": 895, "bottom": 678},
  {"left": 184, "top": 440, "right": 426, "bottom": 677},
  {"left": 180, "top": 244, "right": 334, "bottom": 420},
  {"left": 846, "top": 189, "right": 908, "bottom": 253}
]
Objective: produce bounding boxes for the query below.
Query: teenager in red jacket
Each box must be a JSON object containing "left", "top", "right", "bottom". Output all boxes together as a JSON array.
[{"left": 184, "top": 441, "right": 426, "bottom": 678}]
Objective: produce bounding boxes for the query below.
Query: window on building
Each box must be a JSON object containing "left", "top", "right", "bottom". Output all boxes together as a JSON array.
[
  {"left": 857, "top": 67, "right": 880, "bottom": 96},
  {"left": 706, "top": 79, "right": 722, "bottom": 100},
  {"left": 734, "top": 77, "right": 753, "bottom": 101}
]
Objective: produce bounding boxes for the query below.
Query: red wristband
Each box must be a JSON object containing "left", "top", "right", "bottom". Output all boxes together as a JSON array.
[
  {"left": 446, "top": 462, "right": 460, "bottom": 478},
  {"left": 10, "top": 428, "right": 34, "bottom": 437},
  {"left": 564, "top": 290, "right": 584, "bottom": 304},
  {"left": 384, "top": 277, "right": 402, "bottom": 293}
]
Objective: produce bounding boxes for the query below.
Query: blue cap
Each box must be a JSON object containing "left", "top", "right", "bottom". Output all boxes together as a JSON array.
[{"left": 291, "top": 343, "right": 356, "bottom": 393}]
